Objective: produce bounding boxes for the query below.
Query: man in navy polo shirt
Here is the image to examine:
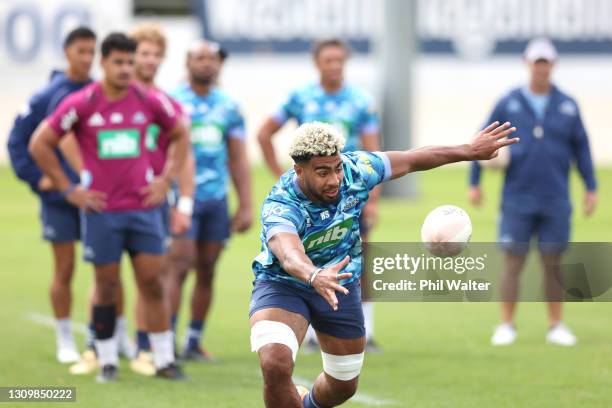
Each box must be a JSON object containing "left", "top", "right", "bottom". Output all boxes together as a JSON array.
[{"left": 469, "top": 38, "right": 597, "bottom": 346}]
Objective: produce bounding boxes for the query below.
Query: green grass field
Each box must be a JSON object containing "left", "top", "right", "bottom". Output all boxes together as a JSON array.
[{"left": 1, "top": 164, "right": 611, "bottom": 407}]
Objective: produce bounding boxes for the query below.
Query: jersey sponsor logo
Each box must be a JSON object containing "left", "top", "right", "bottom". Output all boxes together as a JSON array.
[
  {"left": 262, "top": 204, "right": 292, "bottom": 218},
  {"left": 191, "top": 122, "right": 224, "bottom": 148},
  {"left": 60, "top": 107, "right": 78, "bottom": 131},
  {"left": 145, "top": 124, "right": 160, "bottom": 151},
  {"left": 343, "top": 195, "right": 359, "bottom": 211},
  {"left": 110, "top": 112, "right": 124, "bottom": 124},
  {"left": 303, "top": 217, "right": 353, "bottom": 252},
  {"left": 97, "top": 129, "right": 140, "bottom": 159},
  {"left": 88, "top": 112, "right": 105, "bottom": 127}
]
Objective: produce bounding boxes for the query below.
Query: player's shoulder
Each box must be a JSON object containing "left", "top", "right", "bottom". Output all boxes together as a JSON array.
[
  {"left": 343, "top": 84, "right": 374, "bottom": 104},
  {"left": 212, "top": 88, "right": 241, "bottom": 110},
  {"left": 28, "top": 71, "right": 71, "bottom": 107}
]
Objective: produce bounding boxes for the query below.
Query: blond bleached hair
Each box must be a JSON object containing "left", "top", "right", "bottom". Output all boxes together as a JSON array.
[
  {"left": 289, "top": 122, "right": 346, "bottom": 163},
  {"left": 128, "top": 23, "right": 167, "bottom": 57}
]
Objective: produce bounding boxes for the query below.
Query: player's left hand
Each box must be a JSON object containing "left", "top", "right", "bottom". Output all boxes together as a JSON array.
[
  {"left": 171, "top": 208, "right": 191, "bottom": 235},
  {"left": 584, "top": 191, "right": 597, "bottom": 217},
  {"left": 470, "top": 121, "right": 519, "bottom": 161},
  {"left": 141, "top": 176, "right": 171, "bottom": 207},
  {"left": 231, "top": 205, "right": 253, "bottom": 233},
  {"left": 362, "top": 201, "right": 379, "bottom": 229}
]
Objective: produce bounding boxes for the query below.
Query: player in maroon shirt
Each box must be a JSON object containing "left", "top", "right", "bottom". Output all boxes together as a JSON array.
[{"left": 30, "top": 33, "right": 189, "bottom": 382}]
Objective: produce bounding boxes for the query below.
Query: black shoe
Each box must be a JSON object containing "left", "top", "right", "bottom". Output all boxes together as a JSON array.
[
  {"left": 301, "top": 338, "right": 319, "bottom": 354},
  {"left": 155, "top": 362, "right": 186, "bottom": 380},
  {"left": 365, "top": 339, "right": 382, "bottom": 354},
  {"left": 96, "top": 364, "right": 118, "bottom": 383},
  {"left": 180, "top": 346, "right": 215, "bottom": 363}
]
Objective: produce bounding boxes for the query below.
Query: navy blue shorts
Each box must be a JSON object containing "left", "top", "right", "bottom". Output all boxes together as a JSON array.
[
  {"left": 80, "top": 208, "right": 165, "bottom": 265},
  {"left": 177, "top": 198, "right": 230, "bottom": 242},
  {"left": 40, "top": 201, "right": 80, "bottom": 242},
  {"left": 249, "top": 279, "right": 365, "bottom": 339},
  {"left": 498, "top": 210, "right": 570, "bottom": 254}
]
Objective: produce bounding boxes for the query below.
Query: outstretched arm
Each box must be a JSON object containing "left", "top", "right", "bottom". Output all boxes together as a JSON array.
[{"left": 385, "top": 121, "right": 518, "bottom": 180}]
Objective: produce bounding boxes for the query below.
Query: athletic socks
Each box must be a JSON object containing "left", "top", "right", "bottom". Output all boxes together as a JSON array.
[
  {"left": 149, "top": 330, "right": 175, "bottom": 369},
  {"left": 86, "top": 322, "right": 96, "bottom": 350},
  {"left": 362, "top": 302, "right": 374, "bottom": 341},
  {"left": 136, "top": 330, "right": 151, "bottom": 352},
  {"left": 303, "top": 388, "right": 327, "bottom": 408},
  {"left": 93, "top": 304, "right": 118, "bottom": 366},
  {"left": 171, "top": 314, "right": 178, "bottom": 334},
  {"left": 183, "top": 319, "right": 204, "bottom": 351},
  {"left": 55, "top": 317, "right": 75, "bottom": 347}
]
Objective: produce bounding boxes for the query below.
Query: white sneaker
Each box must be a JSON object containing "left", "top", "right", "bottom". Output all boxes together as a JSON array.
[
  {"left": 546, "top": 323, "right": 577, "bottom": 346},
  {"left": 56, "top": 344, "right": 80, "bottom": 364},
  {"left": 491, "top": 323, "right": 517, "bottom": 346}
]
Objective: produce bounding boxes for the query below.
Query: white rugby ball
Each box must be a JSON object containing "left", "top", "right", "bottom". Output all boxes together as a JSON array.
[{"left": 421, "top": 205, "right": 472, "bottom": 257}]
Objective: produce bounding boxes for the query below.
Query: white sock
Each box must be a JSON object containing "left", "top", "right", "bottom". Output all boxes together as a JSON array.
[
  {"left": 149, "top": 330, "right": 175, "bottom": 369},
  {"left": 95, "top": 337, "right": 119, "bottom": 367},
  {"left": 362, "top": 302, "right": 374, "bottom": 341},
  {"left": 304, "top": 325, "right": 317, "bottom": 343},
  {"left": 115, "top": 315, "right": 127, "bottom": 339},
  {"left": 55, "top": 318, "right": 75, "bottom": 347}
]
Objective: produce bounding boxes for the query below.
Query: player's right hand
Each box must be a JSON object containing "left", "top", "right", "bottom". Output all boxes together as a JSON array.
[
  {"left": 37, "top": 175, "right": 54, "bottom": 192},
  {"left": 470, "top": 121, "right": 519, "bottom": 160},
  {"left": 66, "top": 186, "right": 107, "bottom": 212},
  {"left": 311, "top": 256, "right": 352, "bottom": 311},
  {"left": 468, "top": 186, "right": 482, "bottom": 207}
]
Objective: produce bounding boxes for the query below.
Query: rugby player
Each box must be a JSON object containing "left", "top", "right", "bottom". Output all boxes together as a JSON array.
[
  {"left": 250, "top": 121, "right": 517, "bottom": 407},
  {"left": 168, "top": 40, "right": 252, "bottom": 361},
  {"left": 7, "top": 27, "right": 96, "bottom": 364}
]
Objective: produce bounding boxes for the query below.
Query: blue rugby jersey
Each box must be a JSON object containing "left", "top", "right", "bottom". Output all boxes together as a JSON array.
[
  {"left": 171, "top": 84, "right": 246, "bottom": 201},
  {"left": 272, "top": 83, "right": 379, "bottom": 152},
  {"left": 253, "top": 151, "right": 391, "bottom": 290}
]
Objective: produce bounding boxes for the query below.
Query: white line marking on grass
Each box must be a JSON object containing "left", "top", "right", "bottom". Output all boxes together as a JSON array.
[{"left": 26, "top": 311, "right": 89, "bottom": 335}]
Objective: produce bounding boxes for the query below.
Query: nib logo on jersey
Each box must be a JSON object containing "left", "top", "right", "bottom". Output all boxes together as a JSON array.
[
  {"left": 97, "top": 129, "right": 140, "bottom": 159},
  {"left": 303, "top": 218, "right": 353, "bottom": 252}
]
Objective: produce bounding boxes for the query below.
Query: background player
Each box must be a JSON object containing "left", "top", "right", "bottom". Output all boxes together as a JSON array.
[
  {"left": 30, "top": 32, "right": 189, "bottom": 382},
  {"left": 469, "top": 38, "right": 597, "bottom": 346},
  {"left": 127, "top": 23, "right": 195, "bottom": 376},
  {"left": 250, "top": 121, "right": 518, "bottom": 407},
  {"left": 168, "top": 40, "right": 252, "bottom": 361},
  {"left": 256, "top": 38, "right": 383, "bottom": 352},
  {"left": 7, "top": 27, "right": 96, "bottom": 364}
]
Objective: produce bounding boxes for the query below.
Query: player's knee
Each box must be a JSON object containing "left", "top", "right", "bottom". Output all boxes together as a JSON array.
[
  {"left": 259, "top": 345, "right": 294, "bottom": 384},
  {"left": 171, "top": 251, "right": 194, "bottom": 275},
  {"left": 138, "top": 274, "right": 164, "bottom": 300},
  {"left": 54, "top": 260, "right": 75, "bottom": 283}
]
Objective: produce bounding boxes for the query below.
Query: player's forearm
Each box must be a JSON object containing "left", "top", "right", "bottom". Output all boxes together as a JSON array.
[
  {"left": 269, "top": 234, "right": 316, "bottom": 284},
  {"left": 387, "top": 144, "right": 472, "bottom": 179},
  {"left": 177, "top": 150, "right": 195, "bottom": 198},
  {"left": 162, "top": 127, "right": 189, "bottom": 183},
  {"left": 29, "top": 124, "right": 72, "bottom": 192},
  {"left": 229, "top": 141, "right": 253, "bottom": 210},
  {"left": 257, "top": 121, "right": 283, "bottom": 175}
]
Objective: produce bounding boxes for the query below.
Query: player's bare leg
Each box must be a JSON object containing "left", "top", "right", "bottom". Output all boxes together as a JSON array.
[
  {"left": 49, "top": 242, "right": 79, "bottom": 363},
  {"left": 251, "top": 308, "right": 308, "bottom": 408},
  {"left": 92, "top": 262, "right": 121, "bottom": 382},
  {"left": 168, "top": 238, "right": 196, "bottom": 331},
  {"left": 540, "top": 252, "right": 576, "bottom": 345},
  {"left": 492, "top": 252, "right": 527, "bottom": 345},
  {"left": 181, "top": 241, "right": 223, "bottom": 360},
  {"left": 131, "top": 253, "right": 183, "bottom": 379},
  {"left": 306, "top": 331, "right": 365, "bottom": 407}
]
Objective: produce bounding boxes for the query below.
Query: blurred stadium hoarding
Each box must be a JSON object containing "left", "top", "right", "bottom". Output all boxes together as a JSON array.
[
  {"left": 1, "top": 0, "right": 611, "bottom": 165},
  {"left": 196, "top": 0, "right": 612, "bottom": 57}
]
